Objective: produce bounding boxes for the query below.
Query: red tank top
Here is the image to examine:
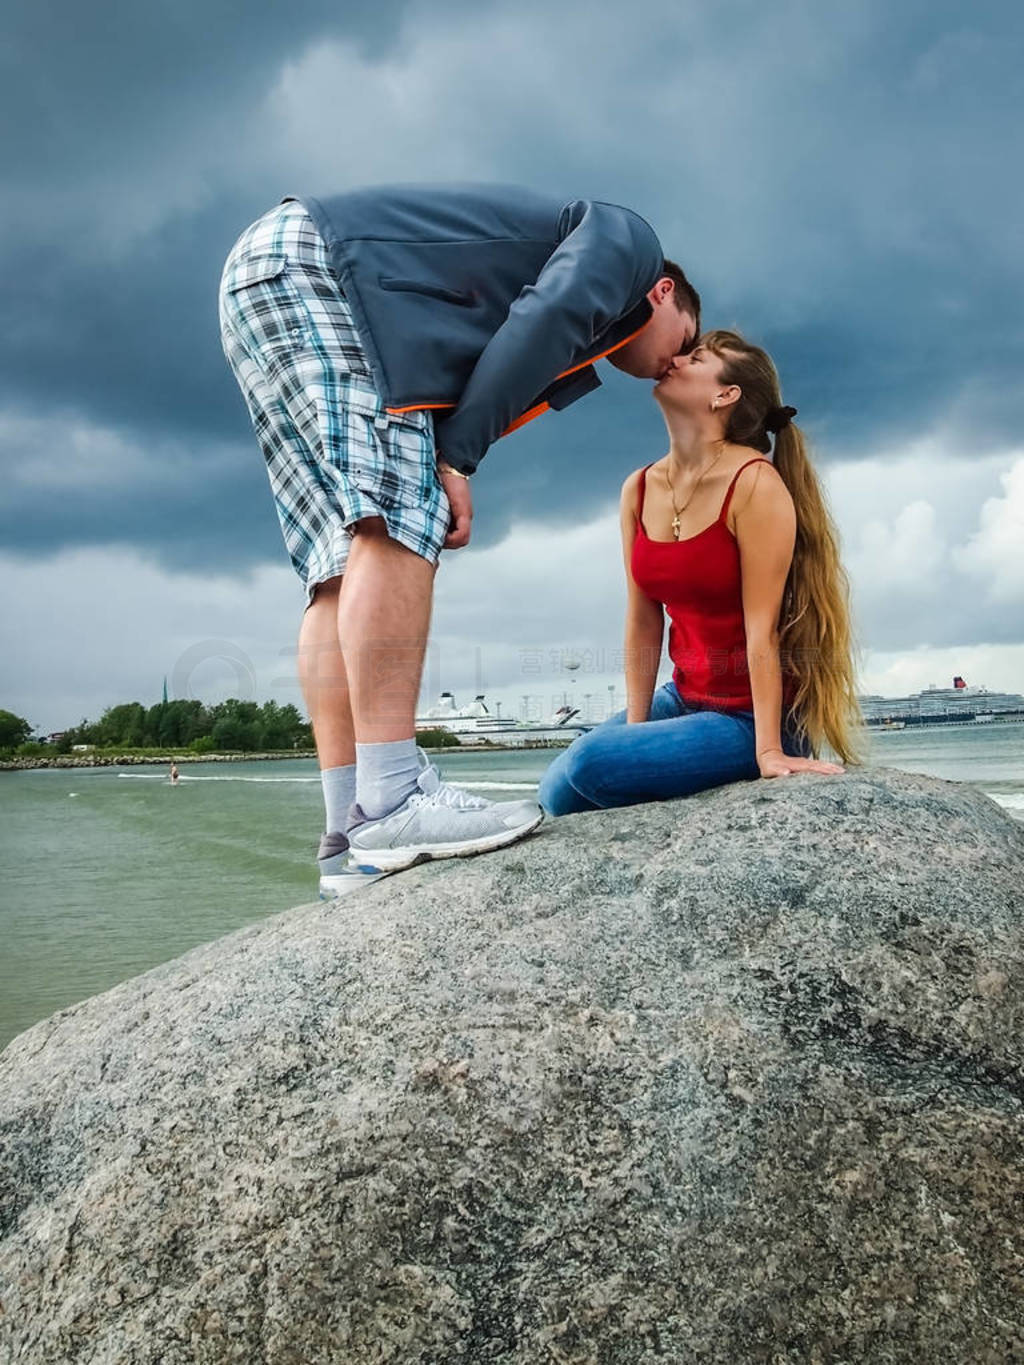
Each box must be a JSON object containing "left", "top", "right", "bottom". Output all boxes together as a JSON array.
[{"left": 630, "top": 457, "right": 796, "bottom": 711}]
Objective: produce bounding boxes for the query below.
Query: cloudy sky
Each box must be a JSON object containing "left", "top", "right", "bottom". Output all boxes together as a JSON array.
[{"left": 2, "top": 0, "right": 1022, "bottom": 732}]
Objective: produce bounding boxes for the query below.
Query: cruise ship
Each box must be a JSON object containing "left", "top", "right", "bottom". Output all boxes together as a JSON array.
[
  {"left": 415, "top": 692, "right": 595, "bottom": 746},
  {"left": 859, "top": 676, "right": 1024, "bottom": 728}
]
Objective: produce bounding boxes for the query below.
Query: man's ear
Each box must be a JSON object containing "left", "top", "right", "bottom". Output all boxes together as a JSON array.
[{"left": 647, "top": 277, "right": 674, "bottom": 307}]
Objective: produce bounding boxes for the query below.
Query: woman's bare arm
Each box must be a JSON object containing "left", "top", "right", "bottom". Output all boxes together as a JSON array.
[
  {"left": 733, "top": 463, "right": 793, "bottom": 760},
  {"left": 620, "top": 468, "right": 664, "bottom": 723},
  {"left": 733, "top": 463, "right": 843, "bottom": 775}
]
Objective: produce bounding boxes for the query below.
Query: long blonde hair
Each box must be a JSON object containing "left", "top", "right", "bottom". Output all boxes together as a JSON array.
[{"left": 702, "top": 329, "right": 868, "bottom": 765}]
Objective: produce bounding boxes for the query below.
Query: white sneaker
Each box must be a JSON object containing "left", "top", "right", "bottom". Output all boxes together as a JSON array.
[
  {"left": 346, "top": 758, "right": 543, "bottom": 873},
  {"left": 317, "top": 830, "right": 388, "bottom": 900}
]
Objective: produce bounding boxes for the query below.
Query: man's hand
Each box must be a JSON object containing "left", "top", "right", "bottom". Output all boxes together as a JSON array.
[
  {"left": 757, "top": 749, "right": 845, "bottom": 779},
  {"left": 438, "top": 461, "right": 473, "bottom": 549}
]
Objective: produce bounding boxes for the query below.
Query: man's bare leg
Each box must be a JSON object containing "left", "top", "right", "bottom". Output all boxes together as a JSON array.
[
  {"left": 295, "top": 523, "right": 434, "bottom": 835},
  {"left": 318, "top": 517, "right": 542, "bottom": 875},
  {"left": 336, "top": 518, "right": 436, "bottom": 743},
  {"left": 296, "top": 575, "right": 355, "bottom": 769}
]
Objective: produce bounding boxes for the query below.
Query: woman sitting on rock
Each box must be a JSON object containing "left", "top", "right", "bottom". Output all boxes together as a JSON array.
[{"left": 538, "top": 329, "right": 863, "bottom": 815}]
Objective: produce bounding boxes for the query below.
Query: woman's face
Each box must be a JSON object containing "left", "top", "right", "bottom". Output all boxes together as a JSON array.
[{"left": 653, "top": 340, "right": 727, "bottom": 411}]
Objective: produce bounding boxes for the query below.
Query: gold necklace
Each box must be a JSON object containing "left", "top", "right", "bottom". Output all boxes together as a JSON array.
[{"left": 664, "top": 446, "right": 726, "bottom": 540}]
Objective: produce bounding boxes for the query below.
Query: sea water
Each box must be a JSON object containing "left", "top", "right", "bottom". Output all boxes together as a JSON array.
[{"left": 2, "top": 725, "right": 1022, "bottom": 1050}]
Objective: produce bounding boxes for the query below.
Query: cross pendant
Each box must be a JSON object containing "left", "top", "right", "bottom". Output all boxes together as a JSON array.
[{"left": 672, "top": 515, "right": 681, "bottom": 540}]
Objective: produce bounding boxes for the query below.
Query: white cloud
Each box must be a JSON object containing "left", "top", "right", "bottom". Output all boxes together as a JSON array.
[
  {"left": 858, "top": 642, "right": 1024, "bottom": 700},
  {"left": 0, "top": 411, "right": 197, "bottom": 492},
  {"left": 951, "top": 458, "right": 1024, "bottom": 604},
  {"left": 0, "top": 547, "right": 306, "bottom": 733},
  {"left": 820, "top": 439, "right": 1012, "bottom": 549},
  {"left": 818, "top": 442, "right": 1023, "bottom": 648},
  {"left": 846, "top": 499, "right": 945, "bottom": 596},
  {"left": 4, "top": 441, "right": 1024, "bottom": 733}
]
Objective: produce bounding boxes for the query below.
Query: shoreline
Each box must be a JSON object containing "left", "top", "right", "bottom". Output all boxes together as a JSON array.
[
  {"left": 5, "top": 715, "right": 1021, "bottom": 772},
  {"left": 0, "top": 751, "right": 320, "bottom": 772},
  {"left": 0, "top": 742, "right": 572, "bottom": 772}
]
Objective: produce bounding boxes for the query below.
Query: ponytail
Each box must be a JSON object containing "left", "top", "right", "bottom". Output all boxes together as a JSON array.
[
  {"left": 772, "top": 424, "right": 867, "bottom": 765},
  {"left": 702, "top": 329, "right": 869, "bottom": 764}
]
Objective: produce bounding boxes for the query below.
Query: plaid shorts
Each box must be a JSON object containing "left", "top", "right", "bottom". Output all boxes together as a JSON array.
[{"left": 218, "top": 199, "right": 450, "bottom": 606}]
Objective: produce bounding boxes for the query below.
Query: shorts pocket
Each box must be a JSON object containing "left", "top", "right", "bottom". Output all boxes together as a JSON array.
[
  {"left": 221, "top": 253, "right": 311, "bottom": 358},
  {"left": 224, "top": 253, "right": 288, "bottom": 292},
  {"left": 336, "top": 375, "right": 434, "bottom": 437}
]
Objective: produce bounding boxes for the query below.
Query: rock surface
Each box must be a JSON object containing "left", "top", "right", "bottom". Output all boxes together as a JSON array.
[{"left": 2, "top": 767, "right": 1024, "bottom": 1363}]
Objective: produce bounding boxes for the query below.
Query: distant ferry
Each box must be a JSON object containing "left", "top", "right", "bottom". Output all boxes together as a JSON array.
[
  {"left": 859, "top": 676, "right": 1024, "bottom": 728},
  {"left": 415, "top": 692, "right": 595, "bottom": 746}
]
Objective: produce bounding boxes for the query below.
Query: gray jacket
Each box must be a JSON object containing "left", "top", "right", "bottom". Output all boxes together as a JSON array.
[{"left": 288, "top": 184, "right": 665, "bottom": 474}]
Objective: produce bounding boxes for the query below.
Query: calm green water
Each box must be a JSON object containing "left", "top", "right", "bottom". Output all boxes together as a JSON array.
[{"left": 2, "top": 728, "right": 1023, "bottom": 1050}]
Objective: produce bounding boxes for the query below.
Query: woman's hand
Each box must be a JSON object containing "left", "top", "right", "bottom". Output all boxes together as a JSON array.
[{"left": 757, "top": 748, "right": 845, "bottom": 779}]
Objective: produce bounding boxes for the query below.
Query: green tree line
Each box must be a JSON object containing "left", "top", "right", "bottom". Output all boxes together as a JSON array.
[{"left": 1, "top": 700, "right": 314, "bottom": 755}]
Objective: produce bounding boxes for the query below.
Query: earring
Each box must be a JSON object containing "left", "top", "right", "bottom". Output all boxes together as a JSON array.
[{"left": 711, "top": 399, "right": 719, "bottom": 411}]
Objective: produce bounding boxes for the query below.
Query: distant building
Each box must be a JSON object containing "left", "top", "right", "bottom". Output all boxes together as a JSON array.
[
  {"left": 71, "top": 744, "right": 96, "bottom": 752},
  {"left": 46, "top": 732, "right": 67, "bottom": 744},
  {"left": 415, "top": 691, "right": 593, "bottom": 745},
  {"left": 858, "top": 676, "right": 1024, "bottom": 726}
]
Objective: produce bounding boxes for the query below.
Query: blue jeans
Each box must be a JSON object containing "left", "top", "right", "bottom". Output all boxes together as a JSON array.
[{"left": 538, "top": 680, "right": 813, "bottom": 815}]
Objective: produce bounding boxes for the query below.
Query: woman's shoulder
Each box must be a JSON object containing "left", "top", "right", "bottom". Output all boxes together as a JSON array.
[
  {"left": 730, "top": 452, "right": 786, "bottom": 490},
  {"left": 620, "top": 460, "right": 659, "bottom": 504},
  {"left": 727, "top": 452, "right": 792, "bottom": 525}
]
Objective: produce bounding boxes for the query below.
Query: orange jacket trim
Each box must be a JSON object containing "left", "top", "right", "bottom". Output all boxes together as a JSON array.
[
  {"left": 383, "top": 315, "right": 652, "bottom": 425},
  {"left": 554, "top": 318, "right": 650, "bottom": 381},
  {"left": 494, "top": 319, "right": 648, "bottom": 437},
  {"left": 502, "top": 401, "right": 551, "bottom": 437},
  {"left": 385, "top": 401, "right": 457, "bottom": 415}
]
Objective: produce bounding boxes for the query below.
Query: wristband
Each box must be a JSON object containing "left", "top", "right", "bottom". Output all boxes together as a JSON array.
[{"left": 438, "top": 459, "right": 469, "bottom": 480}]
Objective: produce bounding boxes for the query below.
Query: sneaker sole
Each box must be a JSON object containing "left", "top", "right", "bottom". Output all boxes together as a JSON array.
[
  {"left": 348, "top": 809, "right": 544, "bottom": 873},
  {"left": 318, "top": 867, "right": 391, "bottom": 900}
]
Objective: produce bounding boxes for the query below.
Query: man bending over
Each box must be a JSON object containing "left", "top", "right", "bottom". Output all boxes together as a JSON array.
[{"left": 218, "top": 184, "right": 700, "bottom": 896}]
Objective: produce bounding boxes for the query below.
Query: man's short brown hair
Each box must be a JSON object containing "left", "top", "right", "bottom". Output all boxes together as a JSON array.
[{"left": 661, "top": 259, "right": 701, "bottom": 334}]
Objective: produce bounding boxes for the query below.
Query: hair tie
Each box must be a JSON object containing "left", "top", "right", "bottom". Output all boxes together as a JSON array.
[{"left": 764, "top": 405, "right": 798, "bottom": 435}]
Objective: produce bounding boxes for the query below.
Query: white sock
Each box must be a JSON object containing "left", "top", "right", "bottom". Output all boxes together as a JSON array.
[
  {"left": 355, "top": 738, "right": 420, "bottom": 821},
  {"left": 321, "top": 763, "right": 357, "bottom": 834}
]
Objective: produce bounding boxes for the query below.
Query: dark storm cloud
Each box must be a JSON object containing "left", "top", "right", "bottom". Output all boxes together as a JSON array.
[
  {"left": 1, "top": 0, "right": 404, "bottom": 198},
  {"left": 2, "top": 0, "right": 1022, "bottom": 573}
]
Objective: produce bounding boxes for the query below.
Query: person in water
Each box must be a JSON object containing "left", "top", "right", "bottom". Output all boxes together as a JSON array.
[
  {"left": 169, "top": 763, "right": 180, "bottom": 785},
  {"left": 538, "top": 329, "right": 864, "bottom": 815}
]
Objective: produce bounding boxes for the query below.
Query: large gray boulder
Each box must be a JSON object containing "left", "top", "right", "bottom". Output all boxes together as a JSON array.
[{"left": 2, "top": 767, "right": 1024, "bottom": 1363}]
